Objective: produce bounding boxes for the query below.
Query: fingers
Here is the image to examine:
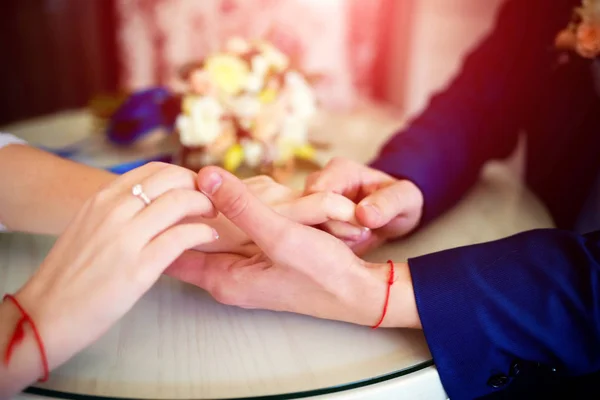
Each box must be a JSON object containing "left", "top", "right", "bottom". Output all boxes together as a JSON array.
[
  {"left": 115, "top": 164, "right": 199, "bottom": 219},
  {"left": 165, "top": 251, "right": 242, "bottom": 295},
  {"left": 245, "top": 175, "right": 293, "bottom": 198},
  {"left": 142, "top": 223, "right": 218, "bottom": 279},
  {"left": 99, "top": 161, "right": 169, "bottom": 198},
  {"left": 197, "top": 166, "right": 295, "bottom": 254},
  {"left": 319, "top": 220, "right": 370, "bottom": 241},
  {"left": 128, "top": 190, "right": 218, "bottom": 246},
  {"left": 304, "top": 157, "right": 363, "bottom": 197},
  {"left": 273, "top": 191, "right": 360, "bottom": 226},
  {"left": 304, "top": 157, "right": 392, "bottom": 201},
  {"left": 88, "top": 164, "right": 205, "bottom": 238}
]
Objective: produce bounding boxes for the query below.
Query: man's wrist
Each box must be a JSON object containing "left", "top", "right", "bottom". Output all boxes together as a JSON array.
[{"left": 361, "top": 261, "right": 421, "bottom": 329}]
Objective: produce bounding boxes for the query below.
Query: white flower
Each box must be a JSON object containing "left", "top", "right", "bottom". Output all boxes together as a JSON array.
[
  {"left": 280, "top": 114, "right": 309, "bottom": 145},
  {"left": 284, "top": 71, "right": 317, "bottom": 120},
  {"left": 231, "top": 94, "right": 262, "bottom": 120},
  {"left": 241, "top": 139, "right": 264, "bottom": 167},
  {"left": 226, "top": 37, "right": 251, "bottom": 54},
  {"left": 257, "top": 41, "right": 289, "bottom": 71},
  {"left": 244, "top": 55, "right": 269, "bottom": 93},
  {"left": 252, "top": 55, "right": 269, "bottom": 76},
  {"left": 245, "top": 73, "right": 264, "bottom": 93},
  {"left": 177, "top": 96, "right": 224, "bottom": 147}
]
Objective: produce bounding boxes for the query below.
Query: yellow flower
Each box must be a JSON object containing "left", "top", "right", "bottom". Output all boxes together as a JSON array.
[
  {"left": 293, "top": 144, "right": 315, "bottom": 160},
  {"left": 258, "top": 88, "right": 277, "bottom": 103},
  {"left": 204, "top": 55, "right": 250, "bottom": 95},
  {"left": 275, "top": 137, "right": 303, "bottom": 164},
  {"left": 181, "top": 95, "right": 197, "bottom": 115},
  {"left": 223, "top": 143, "right": 245, "bottom": 172},
  {"left": 275, "top": 142, "right": 295, "bottom": 165}
]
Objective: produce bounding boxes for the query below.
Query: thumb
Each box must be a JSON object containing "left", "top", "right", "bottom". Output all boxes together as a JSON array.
[
  {"left": 356, "top": 180, "right": 418, "bottom": 230},
  {"left": 197, "top": 166, "right": 294, "bottom": 252}
]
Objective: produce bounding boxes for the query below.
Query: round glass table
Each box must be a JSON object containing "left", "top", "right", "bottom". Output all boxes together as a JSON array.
[{"left": 1, "top": 108, "right": 553, "bottom": 399}]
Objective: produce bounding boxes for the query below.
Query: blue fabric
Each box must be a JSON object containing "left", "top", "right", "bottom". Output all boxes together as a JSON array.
[
  {"left": 576, "top": 172, "right": 600, "bottom": 235},
  {"left": 408, "top": 229, "right": 600, "bottom": 399},
  {"left": 106, "top": 87, "right": 181, "bottom": 145},
  {"left": 106, "top": 154, "right": 173, "bottom": 175}
]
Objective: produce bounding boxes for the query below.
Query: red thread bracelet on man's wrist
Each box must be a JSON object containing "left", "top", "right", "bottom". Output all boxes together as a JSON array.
[
  {"left": 371, "top": 260, "right": 395, "bottom": 329},
  {"left": 3, "top": 294, "right": 50, "bottom": 382}
]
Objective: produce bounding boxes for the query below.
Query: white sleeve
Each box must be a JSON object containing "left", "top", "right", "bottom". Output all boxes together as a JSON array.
[{"left": 0, "top": 133, "right": 27, "bottom": 231}]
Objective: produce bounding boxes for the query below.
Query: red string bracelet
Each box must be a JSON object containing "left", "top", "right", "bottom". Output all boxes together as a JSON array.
[
  {"left": 371, "top": 260, "right": 395, "bottom": 329},
  {"left": 3, "top": 294, "right": 49, "bottom": 382}
]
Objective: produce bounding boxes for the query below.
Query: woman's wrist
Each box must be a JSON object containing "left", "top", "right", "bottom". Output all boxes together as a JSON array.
[{"left": 0, "top": 298, "right": 46, "bottom": 397}]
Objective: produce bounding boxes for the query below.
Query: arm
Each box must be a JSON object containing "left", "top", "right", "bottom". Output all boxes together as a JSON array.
[
  {"left": 190, "top": 168, "right": 600, "bottom": 398},
  {"left": 0, "top": 142, "right": 115, "bottom": 234},
  {"left": 0, "top": 163, "right": 219, "bottom": 397},
  {"left": 406, "top": 229, "right": 600, "bottom": 399},
  {"left": 370, "top": 0, "right": 574, "bottom": 224}
]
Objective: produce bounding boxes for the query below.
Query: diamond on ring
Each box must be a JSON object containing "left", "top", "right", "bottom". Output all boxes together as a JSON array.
[
  {"left": 132, "top": 184, "right": 142, "bottom": 196},
  {"left": 132, "top": 184, "right": 151, "bottom": 206}
]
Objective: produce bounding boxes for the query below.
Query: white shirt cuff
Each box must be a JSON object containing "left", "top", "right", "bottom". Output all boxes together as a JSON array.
[{"left": 0, "top": 133, "right": 28, "bottom": 231}]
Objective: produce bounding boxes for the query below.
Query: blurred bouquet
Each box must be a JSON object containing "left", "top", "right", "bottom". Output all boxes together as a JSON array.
[
  {"left": 556, "top": 0, "right": 600, "bottom": 58},
  {"left": 176, "top": 37, "right": 319, "bottom": 181}
]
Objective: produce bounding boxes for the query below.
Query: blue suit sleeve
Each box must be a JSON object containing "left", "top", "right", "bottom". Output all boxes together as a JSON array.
[
  {"left": 408, "top": 229, "right": 600, "bottom": 399},
  {"left": 370, "top": 0, "right": 574, "bottom": 224}
]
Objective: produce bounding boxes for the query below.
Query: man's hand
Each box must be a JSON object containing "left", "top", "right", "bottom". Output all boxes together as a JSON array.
[
  {"left": 165, "top": 167, "right": 421, "bottom": 329},
  {"left": 304, "top": 157, "right": 424, "bottom": 255},
  {"left": 191, "top": 174, "right": 361, "bottom": 254}
]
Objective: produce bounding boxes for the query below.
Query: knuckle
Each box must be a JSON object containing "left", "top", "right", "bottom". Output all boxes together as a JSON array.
[
  {"left": 254, "top": 175, "right": 274, "bottom": 185},
  {"left": 304, "top": 172, "right": 322, "bottom": 191},
  {"left": 166, "top": 167, "right": 195, "bottom": 188},
  {"left": 147, "top": 161, "right": 170, "bottom": 170},
  {"left": 222, "top": 191, "right": 249, "bottom": 220},
  {"left": 137, "top": 161, "right": 170, "bottom": 177},
  {"left": 162, "top": 189, "right": 190, "bottom": 209},
  {"left": 84, "top": 193, "right": 102, "bottom": 212},
  {"left": 388, "top": 184, "right": 407, "bottom": 206},
  {"left": 245, "top": 175, "right": 275, "bottom": 193},
  {"left": 321, "top": 191, "right": 337, "bottom": 209},
  {"left": 91, "top": 186, "right": 113, "bottom": 207}
]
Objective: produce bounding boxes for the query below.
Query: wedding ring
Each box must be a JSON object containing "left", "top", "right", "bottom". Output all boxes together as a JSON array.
[{"left": 132, "top": 184, "right": 151, "bottom": 206}]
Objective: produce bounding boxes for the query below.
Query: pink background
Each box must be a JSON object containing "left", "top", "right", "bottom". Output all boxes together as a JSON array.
[
  {"left": 115, "top": 0, "right": 506, "bottom": 112},
  {"left": 115, "top": 0, "right": 389, "bottom": 109}
]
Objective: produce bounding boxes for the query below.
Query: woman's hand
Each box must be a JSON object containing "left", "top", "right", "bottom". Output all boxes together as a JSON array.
[
  {"left": 192, "top": 174, "right": 363, "bottom": 254},
  {"left": 166, "top": 167, "right": 421, "bottom": 329},
  {"left": 0, "top": 162, "right": 218, "bottom": 396}
]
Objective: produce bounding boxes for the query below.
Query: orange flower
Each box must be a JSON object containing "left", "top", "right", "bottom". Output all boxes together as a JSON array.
[{"left": 576, "top": 22, "right": 600, "bottom": 58}]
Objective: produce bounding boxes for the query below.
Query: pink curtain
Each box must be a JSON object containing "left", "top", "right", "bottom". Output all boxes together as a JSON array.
[{"left": 115, "top": 0, "right": 390, "bottom": 109}]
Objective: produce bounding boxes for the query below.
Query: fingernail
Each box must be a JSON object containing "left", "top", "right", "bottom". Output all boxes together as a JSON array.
[
  {"left": 212, "top": 228, "right": 220, "bottom": 240},
  {"left": 349, "top": 226, "right": 371, "bottom": 241},
  {"left": 360, "top": 203, "right": 380, "bottom": 218},
  {"left": 201, "top": 172, "right": 222, "bottom": 195}
]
